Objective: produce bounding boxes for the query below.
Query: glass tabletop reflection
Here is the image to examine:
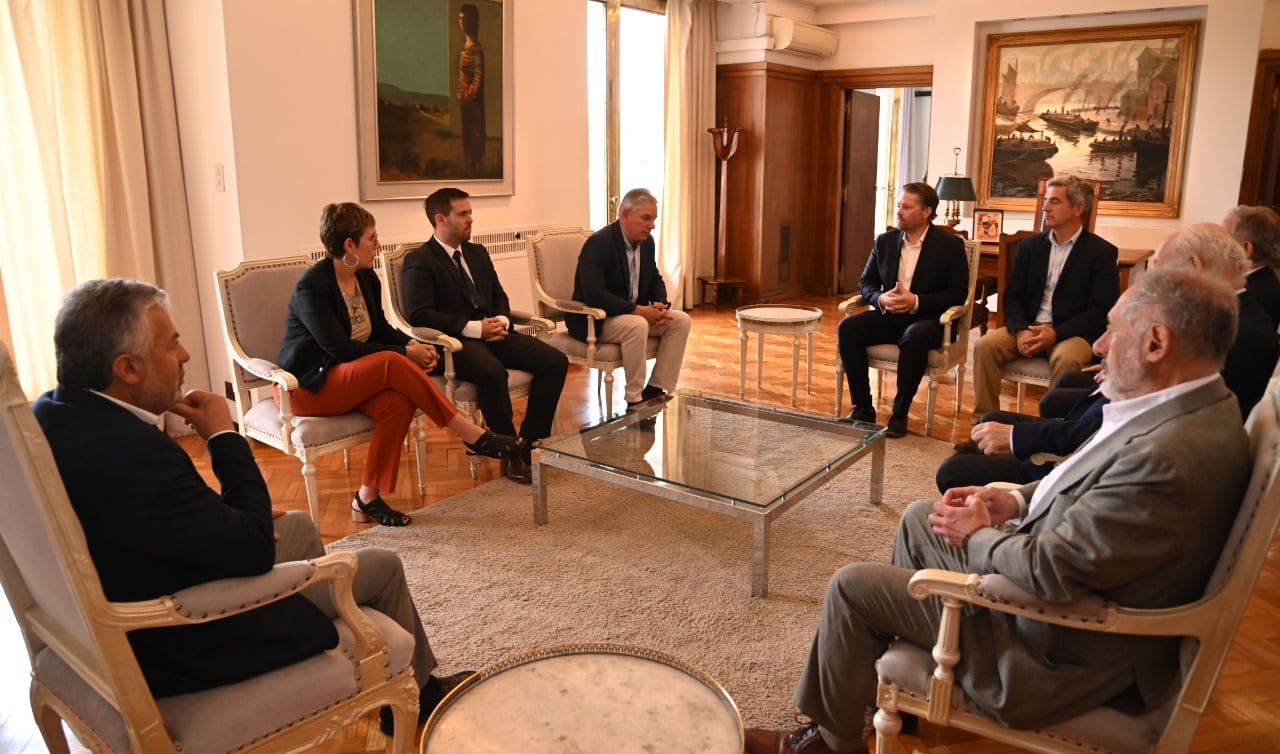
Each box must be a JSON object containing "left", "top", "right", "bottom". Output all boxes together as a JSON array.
[{"left": 535, "top": 390, "right": 884, "bottom": 509}]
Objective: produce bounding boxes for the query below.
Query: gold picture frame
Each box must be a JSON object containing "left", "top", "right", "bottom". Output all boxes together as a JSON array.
[
  {"left": 354, "top": 0, "right": 514, "bottom": 200},
  {"left": 976, "top": 20, "right": 1199, "bottom": 219}
]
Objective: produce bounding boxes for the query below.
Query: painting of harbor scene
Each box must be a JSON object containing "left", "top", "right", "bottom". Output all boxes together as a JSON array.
[{"left": 976, "top": 21, "right": 1199, "bottom": 219}]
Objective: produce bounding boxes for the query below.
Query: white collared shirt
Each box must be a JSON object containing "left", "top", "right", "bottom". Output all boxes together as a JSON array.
[
  {"left": 1035, "top": 226, "right": 1083, "bottom": 323},
  {"left": 90, "top": 390, "right": 236, "bottom": 442},
  {"left": 434, "top": 234, "right": 508, "bottom": 339},
  {"left": 898, "top": 228, "right": 925, "bottom": 290},
  {"left": 1020, "top": 373, "right": 1219, "bottom": 521}
]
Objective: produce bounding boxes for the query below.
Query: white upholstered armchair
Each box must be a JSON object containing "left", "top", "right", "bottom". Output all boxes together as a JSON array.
[
  {"left": 0, "top": 343, "right": 419, "bottom": 754},
  {"left": 214, "top": 256, "right": 428, "bottom": 518},
  {"left": 526, "top": 227, "right": 659, "bottom": 418},
  {"left": 873, "top": 382, "right": 1280, "bottom": 754}
]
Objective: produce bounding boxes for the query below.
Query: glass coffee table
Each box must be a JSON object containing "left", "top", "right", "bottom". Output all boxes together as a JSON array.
[{"left": 531, "top": 390, "right": 886, "bottom": 597}]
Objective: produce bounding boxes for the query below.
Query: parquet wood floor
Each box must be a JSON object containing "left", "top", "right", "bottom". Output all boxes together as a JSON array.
[{"left": 3, "top": 294, "right": 1277, "bottom": 752}]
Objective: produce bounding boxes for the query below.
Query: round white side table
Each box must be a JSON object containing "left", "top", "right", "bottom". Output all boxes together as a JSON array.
[{"left": 735, "top": 304, "right": 824, "bottom": 406}]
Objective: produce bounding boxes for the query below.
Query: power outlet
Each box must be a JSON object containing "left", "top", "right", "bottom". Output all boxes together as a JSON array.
[{"left": 214, "top": 163, "right": 225, "bottom": 192}]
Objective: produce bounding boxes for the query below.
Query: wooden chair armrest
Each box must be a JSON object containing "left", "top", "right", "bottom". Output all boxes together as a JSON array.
[
  {"left": 907, "top": 569, "right": 1208, "bottom": 636},
  {"left": 101, "top": 552, "right": 361, "bottom": 631},
  {"left": 510, "top": 312, "right": 555, "bottom": 333},
  {"left": 837, "top": 295, "right": 865, "bottom": 315},
  {"left": 938, "top": 304, "right": 966, "bottom": 325},
  {"left": 552, "top": 298, "right": 606, "bottom": 319},
  {"left": 1028, "top": 452, "right": 1068, "bottom": 466},
  {"left": 409, "top": 327, "right": 462, "bottom": 353}
]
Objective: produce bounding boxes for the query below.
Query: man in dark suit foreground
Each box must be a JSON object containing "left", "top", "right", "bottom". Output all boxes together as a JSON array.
[
  {"left": 935, "top": 386, "right": 1107, "bottom": 491},
  {"left": 568, "top": 187, "right": 692, "bottom": 410},
  {"left": 972, "top": 175, "right": 1119, "bottom": 418},
  {"left": 836, "top": 182, "right": 968, "bottom": 437},
  {"left": 746, "top": 267, "right": 1250, "bottom": 754},
  {"left": 1223, "top": 204, "right": 1280, "bottom": 329},
  {"left": 402, "top": 187, "right": 568, "bottom": 483},
  {"left": 32, "top": 279, "right": 468, "bottom": 735}
]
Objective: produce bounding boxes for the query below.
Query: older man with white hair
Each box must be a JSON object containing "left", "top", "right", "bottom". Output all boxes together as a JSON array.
[
  {"left": 1152, "top": 221, "right": 1279, "bottom": 416},
  {"left": 745, "top": 267, "right": 1250, "bottom": 754}
]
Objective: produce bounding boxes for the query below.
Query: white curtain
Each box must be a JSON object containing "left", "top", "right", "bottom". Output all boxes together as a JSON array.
[
  {"left": 661, "top": 0, "right": 716, "bottom": 310},
  {"left": 895, "top": 87, "right": 921, "bottom": 189},
  {"left": 0, "top": 0, "right": 206, "bottom": 399}
]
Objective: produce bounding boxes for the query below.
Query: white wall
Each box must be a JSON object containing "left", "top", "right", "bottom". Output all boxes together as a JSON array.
[
  {"left": 932, "top": 1, "right": 1265, "bottom": 248},
  {"left": 717, "top": 0, "right": 1270, "bottom": 250},
  {"left": 167, "top": 0, "right": 591, "bottom": 395}
]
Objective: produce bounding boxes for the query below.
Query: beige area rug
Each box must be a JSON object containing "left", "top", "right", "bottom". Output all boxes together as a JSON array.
[{"left": 328, "top": 433, "right": 953, "bottom": 730}]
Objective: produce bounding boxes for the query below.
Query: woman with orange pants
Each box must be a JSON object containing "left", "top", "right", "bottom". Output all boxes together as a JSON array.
[{"left": 277, "top": 202, "right": 517, "bottom": 526}]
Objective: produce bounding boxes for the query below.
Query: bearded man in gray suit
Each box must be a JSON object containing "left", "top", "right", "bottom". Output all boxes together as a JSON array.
[{"left": 746, "top": 266, "right": 1251, "bottom": 754}]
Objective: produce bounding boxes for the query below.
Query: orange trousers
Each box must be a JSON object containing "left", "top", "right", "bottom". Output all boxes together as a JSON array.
[{"left": 283, "top": 351, "right": 459, "bottom": 492}]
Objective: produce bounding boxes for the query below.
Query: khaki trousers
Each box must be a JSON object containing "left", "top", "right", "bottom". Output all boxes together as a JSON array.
[
  {"left": 971, "top": 327, "right": 1094, "bottom": 415},
  {"left": 598, "top": 309, "right": 692, "bottom": 403}
]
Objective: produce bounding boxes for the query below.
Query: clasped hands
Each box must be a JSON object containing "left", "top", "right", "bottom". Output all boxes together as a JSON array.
[
  {"left": 928, "top": 486, "right": 1020, "bottom": 547},
  {"left": 405, "top": 340, "right": 441, "bottom": 371},
  {"left": 635, "top": 302, "right": 673, "bottom": 327},
  {"left": 877, "top": 283, "right": 917, "bottom": 314},
  {"left": 1016, "top": 324, "right": 1058, "bottom": 357}
]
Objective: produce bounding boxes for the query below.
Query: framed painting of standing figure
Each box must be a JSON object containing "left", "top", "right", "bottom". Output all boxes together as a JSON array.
[
  {"left": 355, "top": 0, "right": 514, "bottom": 199},
  {"left": 975, "top": 20, "right": 1199, "bottom": 219}
]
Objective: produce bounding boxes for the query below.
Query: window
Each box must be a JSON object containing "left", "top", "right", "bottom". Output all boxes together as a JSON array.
[{"left": 586, "top": 1, "right": 666, "bottom": 233}]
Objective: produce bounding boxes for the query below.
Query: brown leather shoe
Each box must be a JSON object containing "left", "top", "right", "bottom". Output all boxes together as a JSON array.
[
  {"left": 953, "top": 438, "right": 979, "bottom": 453},
  {"left": 744, "top": 723, "right": 861, "bottom": 754},
  {"left": 501, "top": 454, "right": 533, "bottom": 484}
]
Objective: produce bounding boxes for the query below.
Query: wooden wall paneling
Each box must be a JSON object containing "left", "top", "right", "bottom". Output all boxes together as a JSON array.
[
  {"left": 761, "top": 64, "right": 815, "bottom": 300},
  {"left": 716, "top": 64, "right": 768, "bottom": 299},
  {"left": 812, "top": 81, "right": 846, "bottom": 296}
]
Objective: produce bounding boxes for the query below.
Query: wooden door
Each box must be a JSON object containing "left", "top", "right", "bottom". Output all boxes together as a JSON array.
[{"left": 839, "top": 90, "right": 880, "bottom": 294}]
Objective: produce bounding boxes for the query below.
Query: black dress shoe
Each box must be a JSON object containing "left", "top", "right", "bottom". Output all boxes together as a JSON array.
[
  {"left": 886, "top": 415, "right": 908, "bottom": 438},
  {"left": 744, "top": 723, "right": 864, "bottom": 754},
  {"left": 501, "top": 454, "right": 533, "bottom": 484},
  {"left": 838, "top": 405, "right": 877, "bottom": 424},
  {"left": 640, "top": 384, "right": 668, "bottom": 402},
  {"left": 379, "top": 670, "right": 476, "bottom": 735}
]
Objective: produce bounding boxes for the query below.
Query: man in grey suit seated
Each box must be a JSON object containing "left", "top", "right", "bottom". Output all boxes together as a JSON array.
[{"left": 745, "top": 267, "right": 1251, "bottom": 754}]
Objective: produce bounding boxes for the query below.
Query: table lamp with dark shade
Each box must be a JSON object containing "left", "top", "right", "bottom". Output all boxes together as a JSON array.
[{"left": 935, "top": 147, "right": 977, "bottom": 227}]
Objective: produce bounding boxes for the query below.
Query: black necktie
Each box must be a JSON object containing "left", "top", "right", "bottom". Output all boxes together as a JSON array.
[{"left": 453, "top": 249, "right": 487, "bottom": 314}]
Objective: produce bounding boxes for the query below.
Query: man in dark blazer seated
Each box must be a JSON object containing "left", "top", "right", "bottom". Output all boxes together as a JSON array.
[
  {"left": 935, "top": 386, "right": 1107, "bottom": 492},
  {"left": 402, "top": 187, "right": 568, "bottom": 483},
  {"left": 746, "top": 267, "right": 1250, "bottom": 754},
  {"left": 837, "top": 182, "right": 968, "bottom": 437},
  {"left": 568, "top": 187, "right": 692, "bottom": 409},
  {"left": 1223, "top": 204, "right": 1280, "bottom": 328},
  {"left": 972, "top": 175, "right": 1119, "bottom": 418},
  {"left": 1151, "top": 222, "right": 1279, "bottom": 418},
  {"left": 32, "top": 279, "right": 468, "bottom": 736}
]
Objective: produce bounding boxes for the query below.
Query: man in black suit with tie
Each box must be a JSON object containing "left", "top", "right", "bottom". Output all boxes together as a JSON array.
[
  {"left": 972, "top": 175, "right": 1119, "bottom": 419},
  {"left": 402, "top": 188, "right": 568, "bottom": 483},
  {"left": 1223, "top": 204, "right": 1280, "bottom": 329},
  {"left": 32, "top": 279, "right": 468, "bottom": 736},
  {"left": 837, "top": 182, "right": 968, "bottom": 437}
]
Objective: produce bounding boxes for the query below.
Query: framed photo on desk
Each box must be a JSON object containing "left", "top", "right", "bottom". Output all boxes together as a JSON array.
[{"left": 973, "top": 208, "right": 1003, "bottom": 244}]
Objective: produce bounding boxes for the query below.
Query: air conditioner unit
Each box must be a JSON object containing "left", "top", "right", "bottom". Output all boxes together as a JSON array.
[{"left": 772, "top": 17, "right": 837, "bottom": 58}]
